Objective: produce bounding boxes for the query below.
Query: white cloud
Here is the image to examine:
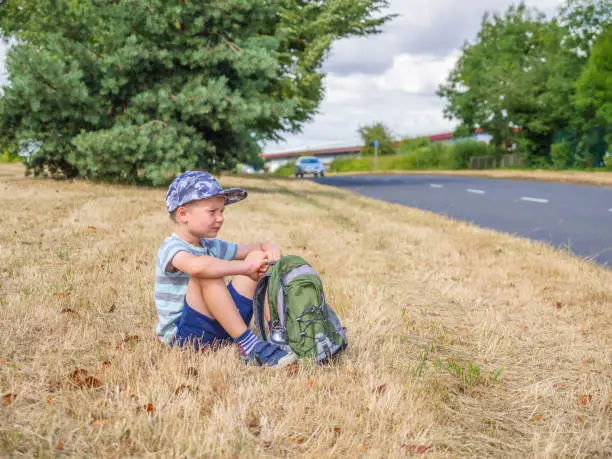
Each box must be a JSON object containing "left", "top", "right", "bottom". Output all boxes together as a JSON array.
[
  {"left": 265, "top": 51, "right": 463, "bottom": 152},
  {"left": 379, "top": 52, "right": 461, "bottom": 95}
]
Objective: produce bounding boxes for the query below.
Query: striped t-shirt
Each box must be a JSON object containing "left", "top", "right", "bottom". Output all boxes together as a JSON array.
[{"left": 154, "top": 233, "right": 238, "bottom": 344}]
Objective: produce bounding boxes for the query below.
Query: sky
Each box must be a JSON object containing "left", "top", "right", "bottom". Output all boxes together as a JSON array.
[{"left": 0, "top": 0, "right": 565, "bottom": 154}]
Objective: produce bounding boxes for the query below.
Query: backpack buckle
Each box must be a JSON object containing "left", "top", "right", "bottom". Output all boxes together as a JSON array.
[{"left": 269, "top": 323, "right": 288, "bottom": 345}]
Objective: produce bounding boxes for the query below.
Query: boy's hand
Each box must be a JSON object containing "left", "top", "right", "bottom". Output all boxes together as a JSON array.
[
  {"left": 261, "top": 242, "right": 282, "bottom": 263},
  {"left": 244, "top": 250, "right": 268, "bottom": 281}
]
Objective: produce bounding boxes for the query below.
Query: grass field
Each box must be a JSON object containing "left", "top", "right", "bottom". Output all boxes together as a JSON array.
[{"left": 1, "top": 163, "right": 611, "bottom": 457}]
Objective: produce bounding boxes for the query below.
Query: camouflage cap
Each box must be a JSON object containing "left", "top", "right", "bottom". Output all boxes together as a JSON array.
[{"left": 166, "top": 171, "right": 247, "bottom": 213}]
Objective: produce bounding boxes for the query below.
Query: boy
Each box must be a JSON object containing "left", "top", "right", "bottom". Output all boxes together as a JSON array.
[{"left": 154, "top": 170, "right": 297, "bottom": 367}]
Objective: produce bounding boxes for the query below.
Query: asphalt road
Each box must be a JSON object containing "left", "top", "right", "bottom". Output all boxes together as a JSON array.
[{"left": 314, "top": 174, "right": 612, "bottom": 266}]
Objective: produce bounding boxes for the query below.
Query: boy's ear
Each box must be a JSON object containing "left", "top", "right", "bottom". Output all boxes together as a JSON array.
[{"left": 176, "top": 206, "right": 188, "bottom": 222}]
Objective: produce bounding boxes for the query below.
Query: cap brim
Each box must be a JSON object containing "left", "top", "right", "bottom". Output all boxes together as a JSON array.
[{"left": 220, "top": 187, "right": 248, "bottom": 205}]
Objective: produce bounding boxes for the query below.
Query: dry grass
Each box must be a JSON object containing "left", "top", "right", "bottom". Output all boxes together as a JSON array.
[
  {"left": 330, "top": 169, "right": 612, "bottom": 187},
  {"left": 1, "top": 163, "right": 611, "bottom": 458}
]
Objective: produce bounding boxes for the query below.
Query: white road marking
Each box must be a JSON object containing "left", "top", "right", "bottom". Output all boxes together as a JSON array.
[
  {"left": 467, "top": 188, "right": 485, "bottom": 194},
  {"left": 430, "top": 184, "right": 443, "bottom": 188},
  {"left": 520, "top": 197, "right": 549, "bottom": 204}
]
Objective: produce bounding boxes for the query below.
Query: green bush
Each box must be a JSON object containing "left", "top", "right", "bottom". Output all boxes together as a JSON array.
[
  {"left": 330, "top": 140, "right": 499, "bottom": 173},
  {"left": 397, "top": 136, "right": 431, "bottom": 155},
  {"left": 273, "top": 162, "right": 295, "bottom": 177},
  {"left": 451, "top": 140, "right": 496, "bottom": 169},
  {"left": 0, "top": 150, "right": 20, "bottom": 163},
  {"left": 550, "top": 140, "right": 572, "bottom": 169}
]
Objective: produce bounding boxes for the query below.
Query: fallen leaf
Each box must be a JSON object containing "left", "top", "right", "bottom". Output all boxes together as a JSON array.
[
  {"left": 88, "top": 226, "right": 97, "bottom": 232},
  {"left": 576, "top": 416, "right": 585, "bottom": 424},
  {"left": 68, "top": 369, "right": 101, "bottom": 389},
  {"left": 247, "top": 416, "right": 260, "bottom": 428},
  {"left": 246, "top": 416, "right": 261, "bottom": 435},
  {"left": 70, "top": 368, "right": 88, "bottom": 379},
  {"left": 306, "top": 379, "right": 314, "bottom": 388},
  {"left": 91, "top": 419, "right": 110, "bottom": 427},
  {"left": 107, "top": 303, "right": 116, "bottom": 313},
  {"left": 578, "top": 328, "right": 585, "bottom": 333},
  {"left": 359, "top": 443, "right": 368, "bottom": 452},
  {"left": 533, "top": 415, "right": 542, "bottom": 421},
  {"left": 144, "top": 403, "right": 155, "bottom": 414},
  {"left": 553, "top": 383, "right": 566, "bottom": 389},
  {"left": 285, "top": 363, "right": 298, "bottom": 376},
  {"left": 47, "top": 395, "right": 53, "bottom": 404},
  {"left": 577, "top": 394, "right": 592, "bottom": 406},
  {"left": 582, "top": 359, "right": 594, "bottom": 365},
  {"left": 56, "top": 292, "right": 71, "bottom": 300},
  {"left": 401, "top": 444, "right": 431, "bottom": 454},
  {"left": 61, "top": 308, "right": 80, "bottom": 317},
  {"left": 123, "top": 335, "right": 140, "bottom": 345},
  {"left": 329, "top": 426, "right": 342, "bottom": 435},
  {"left": 346, "top": 367, "right": 354, "bottom": 374},
  {"left": 374, "top": 384, "right": 387, "bottom": 395},
  {"left": 55, "top": 437, "right": 65, "bottom": 450},
  {"left": 288, "top": 436, "right": 304, "bottom": 444},
  {"left": 553, "top": 301, "right": 562, "bottom": 309},
  {"left": 174, "top": 384, "right": 193, "bottom": 396},
  {"left": 1, "top": 393, "right": 17, "bottom": 406},
  {"left": 0, "top": 360, "right": 5, "bottom": 367},
  {"left": 83, "top": 376, "right": 102, "bottom": 388},
  {"left": 430, "top": 313, "right": 440, "bottom": 317}
]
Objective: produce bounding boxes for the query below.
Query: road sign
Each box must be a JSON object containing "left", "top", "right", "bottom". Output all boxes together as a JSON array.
[{"left": 373, "top": 140, "right": 380, "bottom": 147}]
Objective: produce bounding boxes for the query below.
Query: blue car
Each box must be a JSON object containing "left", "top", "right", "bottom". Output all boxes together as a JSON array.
[{"left": 295, "top": 156, "right": 325, "bottom": 177}]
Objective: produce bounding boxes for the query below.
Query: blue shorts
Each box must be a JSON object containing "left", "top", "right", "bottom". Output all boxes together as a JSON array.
[{"left": 174, "top": 282, "right": 254, "bottom": 350}]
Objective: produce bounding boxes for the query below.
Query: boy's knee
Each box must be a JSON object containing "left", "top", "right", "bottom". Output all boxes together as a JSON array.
[
  {"left": 192, "top": 276, "right": 224, "bottom": 285},
  {"left": 244, "top": 249, "right": 266, "bottom": 262},
  {"left": 188, "top": 276, "right": 224, "bottom": 292}
]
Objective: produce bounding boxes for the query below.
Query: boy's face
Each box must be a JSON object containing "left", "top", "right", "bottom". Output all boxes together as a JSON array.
[{"left": 178, "top": 196, "right": 226, "bottom": 239}]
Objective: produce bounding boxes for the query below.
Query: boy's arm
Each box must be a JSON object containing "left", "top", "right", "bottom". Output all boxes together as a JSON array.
[
  {"left": 234, "top": 241, "right": 282, "bottom": 262},
  {"left": 171, "top": 251, "right": 263, "bottom": 279},
  {"left": 234, "top": 243, "right": 263, "bottom": 260}
]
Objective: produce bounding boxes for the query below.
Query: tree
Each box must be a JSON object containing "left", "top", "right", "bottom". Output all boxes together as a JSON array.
[
  {"left": 0, "top": 0, "right": 394, "bottom": 184},
  {"left": 559, "top": 0, "right": 612, "bottom": 59},
  {"left": 437, "top": 3, "right": 573, "bottom": 162},
  {"left": 358, "top": 122, "right": 395, "bottom": 156},
  {"left": 559, "top": 0, "right": 612, "bottom": 166},
  {"left": 577, "top": 27, "right": 612, "bottom": 124}
]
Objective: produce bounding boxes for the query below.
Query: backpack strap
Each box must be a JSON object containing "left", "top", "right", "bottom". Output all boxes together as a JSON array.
[{"left": 252, "top": 272, "right": 271, "bottom": 341}]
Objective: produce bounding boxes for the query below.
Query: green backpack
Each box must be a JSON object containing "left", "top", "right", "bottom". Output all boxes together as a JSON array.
[{"left": 253, "top": 255, "right": 347, "bottom": 362}]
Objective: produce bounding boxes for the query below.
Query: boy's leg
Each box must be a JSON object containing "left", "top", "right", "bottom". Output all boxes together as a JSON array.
[
  {"left": 231, "top": 275, "right": 271, "bottom": 323},
  {"left": 184, "top": 274, "right": 296, "bottom": 367},
  {"left": 186, "top": 277, "right": 247, "bottom": 338},
  {"left": 230, "top": 275, "right": 258, "bottom": 300}
]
